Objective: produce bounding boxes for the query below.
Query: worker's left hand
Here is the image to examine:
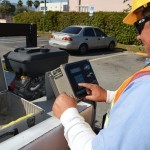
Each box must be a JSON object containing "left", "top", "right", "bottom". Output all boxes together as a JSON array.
[{"left": 52, "top": 92, "right": 77, "bottom": 119}]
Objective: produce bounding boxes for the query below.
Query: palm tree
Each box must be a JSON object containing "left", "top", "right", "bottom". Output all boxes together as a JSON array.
[
  {"left": 26, "top": 0, "right": 33, "bottom": 10},
  {"left": 33, "top": 0, "right": 40, "bottom": 11},
  {"left": 17, "top": 0, "right": 23, "bottom": 7},
  {"left": 0, "top": 0, "right": 10, "bottom": 5},
  {"left": 0, "top": 0, "right": 15, "bottom": 18},
  {"left": 123, "top": 0, "right": 131, "bottom": 12}
]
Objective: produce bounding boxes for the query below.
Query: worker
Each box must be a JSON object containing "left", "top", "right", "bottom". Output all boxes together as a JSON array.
[{"left": 52, "top": 0, "right": 150, "bottom": 149}]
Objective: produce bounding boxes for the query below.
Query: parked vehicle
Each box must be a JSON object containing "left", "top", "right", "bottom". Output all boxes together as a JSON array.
[{"left": 49, "top": 25, "right": 117, "bottom": 54}]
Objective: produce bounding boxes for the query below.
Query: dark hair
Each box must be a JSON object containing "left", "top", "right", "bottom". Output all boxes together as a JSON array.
[
  {"left": 142, "top": 3, "right": 150, "bottom": 16},
  {"left": 143, "top": 6, "right": 150, "bottom": 16}
]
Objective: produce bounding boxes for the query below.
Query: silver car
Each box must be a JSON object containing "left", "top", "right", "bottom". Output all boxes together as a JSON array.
[{"left": 49, "top": 25, "right": 117, "bottom": 54}]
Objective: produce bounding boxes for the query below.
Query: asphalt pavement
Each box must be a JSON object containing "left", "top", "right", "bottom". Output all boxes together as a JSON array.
[{"left": 0, "top": 36, "right": 49, "bottom": 57}]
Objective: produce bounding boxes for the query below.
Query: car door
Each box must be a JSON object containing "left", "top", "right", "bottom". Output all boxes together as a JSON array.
[
  {"left": 94, "top": 28, "right": 108, "bottom": 48},
  {"left": 82, "top": 27, "right": 97, "bottom": 49}
]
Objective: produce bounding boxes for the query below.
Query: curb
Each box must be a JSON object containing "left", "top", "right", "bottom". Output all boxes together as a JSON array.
[{"left": 136, "top": 52, "right": 149, "bottom": 57}]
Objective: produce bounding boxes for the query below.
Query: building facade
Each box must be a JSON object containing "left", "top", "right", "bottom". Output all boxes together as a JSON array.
[
  {"left": 69, "top": 0, "right": 132, "bottom": 12},
  {"left": 39, "top": 0, "right": 132, "bottom": 13},
  {"left": 40, "top": 2, "right": 68, "bottom": 12}
]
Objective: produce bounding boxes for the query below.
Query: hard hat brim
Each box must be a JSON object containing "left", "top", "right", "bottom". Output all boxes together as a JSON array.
[{"left": 123, "top": 11, "right": 141, "bottom": 25}]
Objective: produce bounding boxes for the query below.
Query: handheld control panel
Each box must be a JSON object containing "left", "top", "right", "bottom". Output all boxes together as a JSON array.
[{"left": 47, "top": 60, "right": 98, "bottom": 101}]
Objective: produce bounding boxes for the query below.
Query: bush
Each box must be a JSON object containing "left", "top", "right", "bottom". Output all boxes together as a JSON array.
[{"left": 13, "top": 11, "right": 141, "bottom": 45}]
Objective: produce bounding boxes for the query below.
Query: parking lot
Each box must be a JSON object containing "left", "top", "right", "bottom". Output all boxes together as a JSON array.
[{"left": 0, "top": 36, "right": 146, "bottom": 127}]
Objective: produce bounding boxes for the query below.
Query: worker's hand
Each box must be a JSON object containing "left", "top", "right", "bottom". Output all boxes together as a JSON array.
[
  {"left": 78, "top": 83, "right": 107, "bottom": 102},
  {"left": 52, "top": 93, "right": 77, "bottom": 119}
]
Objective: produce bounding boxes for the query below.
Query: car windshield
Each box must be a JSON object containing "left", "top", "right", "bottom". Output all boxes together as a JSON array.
[{"left": 61, "top": 27, "right": 82, "bottom": 34}]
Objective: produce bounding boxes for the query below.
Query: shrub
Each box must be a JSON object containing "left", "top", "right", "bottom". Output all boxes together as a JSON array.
[{"left": 13, "top": 11, "right": 141, "bottom": 45}]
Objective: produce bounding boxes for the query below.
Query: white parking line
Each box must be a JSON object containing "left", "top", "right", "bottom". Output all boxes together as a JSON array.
[
  {"left": 0, "top": 39, "right": 48, "bottom": 44},
  {"left": 0, "top": 41, "right": 24, "bottom": 43},
  {"left": 90, "top": 52, "right": 127, "bottom": 62}
]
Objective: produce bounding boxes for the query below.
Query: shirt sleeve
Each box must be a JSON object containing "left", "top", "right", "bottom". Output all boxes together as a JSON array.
[
  {"left": 60, "top": 107, "right": 96, "bottom": 150},
  {"left": 93, "top": 76, "right": 150, "bottom": 150},
  {"left": 106, "top": 90, "right": 117, "bottom": 103}
]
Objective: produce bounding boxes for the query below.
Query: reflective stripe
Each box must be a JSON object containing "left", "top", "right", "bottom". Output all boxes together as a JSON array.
[
  {"left": 113, "top": 67, "right": 150, "bottom": 104},
  {"left": 104, "top": 100, "right": 114, "bottom": 128},
  {"left": 104, "top": 66, "right": 150, "bottom": 128}
]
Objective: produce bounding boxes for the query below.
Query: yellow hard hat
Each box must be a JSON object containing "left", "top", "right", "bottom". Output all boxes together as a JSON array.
[{"left": 123, "top": 0, "right": 150, "bottom": 25}]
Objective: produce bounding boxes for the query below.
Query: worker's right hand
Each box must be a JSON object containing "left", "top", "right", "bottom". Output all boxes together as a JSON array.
[
  {"left": 78, "top": 83, "right": 107, "bottom": 102},
  {"left": 52, "top": 92, "right": 77, "bottom": 119}
]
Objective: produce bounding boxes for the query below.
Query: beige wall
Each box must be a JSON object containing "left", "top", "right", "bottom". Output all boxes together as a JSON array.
[
  {"left": 69, "top": 0, "right": 79, "bottom": 12},
  {"left": 0, "top": 18, "right": 12, "bottom": 23},
  {"left": 40, "top": 2, "right": 68, "bottom": 12},
  {"left": 0, "top": 19, "right": 7, "bottom": 23},
  {"left": 69, "top": 0, "right": 132, "bottom": 12}
]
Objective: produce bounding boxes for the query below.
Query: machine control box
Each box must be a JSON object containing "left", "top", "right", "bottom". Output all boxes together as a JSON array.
[{"left": 47, "top": 60, "right": 98, "bottom": 101}]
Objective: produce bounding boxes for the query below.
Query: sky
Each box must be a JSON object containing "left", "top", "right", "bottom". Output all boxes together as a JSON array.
[
  {"left": 11, "top": 0, "right": 67, "bottom": 5},
  {"left": 11, "top": 0, "right": 28, "bottom": 5}
]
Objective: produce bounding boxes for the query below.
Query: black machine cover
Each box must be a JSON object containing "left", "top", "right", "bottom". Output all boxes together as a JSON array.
[{"left": 4, "top": 47, "right": 69, "bottom": 77}]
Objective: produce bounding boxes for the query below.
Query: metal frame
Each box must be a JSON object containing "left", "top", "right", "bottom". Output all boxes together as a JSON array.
[{"left": 0, "top": 23, "right": 37, "bottom": 47}]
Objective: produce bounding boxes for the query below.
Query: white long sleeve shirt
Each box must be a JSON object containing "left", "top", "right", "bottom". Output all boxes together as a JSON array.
[
  {"left": 60, "top": 59, "right": 150, "bottom": 150},
  {"left": 60, "top": 90, "right": 116, "bottom": 150},
  {"left": 106, "top": 90, "right": 116, "bottom": 103},
  {"left": 60, "top": 75, "right": 150, "bottom": 150},
  {"left": 60, "top": 108, "right": 96, "bottom": 150}
]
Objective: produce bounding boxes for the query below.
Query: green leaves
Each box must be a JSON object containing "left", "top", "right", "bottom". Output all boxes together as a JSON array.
[
  {"left": 33, "top": 0, "right": 40, "bottom": 10},
  {"left": 26, "top": 0, "right": 33, "bottom": 8},
  {"left": 0, "top": 0, "right": 15, "bottom": 16},
  {"left": 13, "top": 11, "right": 141, "bottom": 45},
  {"left": 17, "top": 0, "right": 23, "bottom": 7}
]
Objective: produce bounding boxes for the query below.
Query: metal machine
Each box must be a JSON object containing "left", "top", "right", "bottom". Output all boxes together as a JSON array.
[
  {"left": 0, "top": 59, "right": 97, "bottom": 149},
  {"left": 0, "top": 23, "right": 97, "bottom": 149},
  {"left": 47, "top": 59, "right": 98, "bottom": 101},
  {"left": 4, "top": 47, "right": 68, "bottom": 100}
]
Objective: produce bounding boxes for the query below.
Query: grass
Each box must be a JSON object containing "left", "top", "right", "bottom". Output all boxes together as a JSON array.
[
  {"left": 116, "top": 43, "right": 145, "bottom": 53},
  {"left": 37, "top": 31, "right": 50, "bottom": 38}
]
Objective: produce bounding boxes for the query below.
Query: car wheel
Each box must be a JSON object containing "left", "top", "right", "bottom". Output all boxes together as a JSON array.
[
  {"left": 79, "top": 44, "right": 88, "bottom": 55},
  {"left": 108, "top": 42, "right": 115, "bottom": 51}
]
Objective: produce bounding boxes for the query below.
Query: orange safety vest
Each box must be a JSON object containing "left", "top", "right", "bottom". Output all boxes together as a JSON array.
[{"left": 104, "top": 66, "right": 150, "bottom": 128}]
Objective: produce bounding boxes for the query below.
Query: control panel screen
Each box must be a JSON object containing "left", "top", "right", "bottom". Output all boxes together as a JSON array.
[
  {"left": 70, "top": 67, "right": 81, "bottom": 74},
  {"left": 74, "top": 74, "right": 85, "bottom": 84},
  {"left": 65, "top": 60, "right": 98, "bottom": 99}
]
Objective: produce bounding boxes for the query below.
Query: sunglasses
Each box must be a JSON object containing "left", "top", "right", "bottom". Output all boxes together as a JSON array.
[{"left": 134, "top": 15, "right": 150, "bottom": 34}]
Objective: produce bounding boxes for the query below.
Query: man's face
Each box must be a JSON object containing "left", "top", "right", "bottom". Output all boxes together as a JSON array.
[{"left": 136, "top": 13, "right": 150, "bottom": 56}]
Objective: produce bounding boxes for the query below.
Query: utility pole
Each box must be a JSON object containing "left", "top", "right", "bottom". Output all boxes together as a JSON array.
[
  {"left": 43, "top": 0, "right": 47, "bottom": 32},
  {"left": 79, "top": 0, "right": 81, "bottom": 12},
  {"left": 44, "top": 0, "right": 46, "bottom": 14},
  {"left": 60, "top": 0, "right": 62, "bottom": 11},
  {"left": 67, "top": 0, "right": 69, "bottom": 11}
]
